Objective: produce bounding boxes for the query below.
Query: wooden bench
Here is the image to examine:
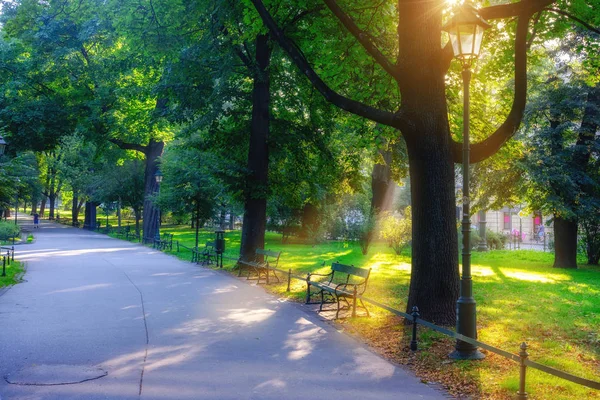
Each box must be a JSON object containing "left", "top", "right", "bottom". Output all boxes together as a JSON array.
[
  {"left": 237, "top": 249, "right": 281, "bottom": 284},
  {"left": 306, "top": 262, "right": 371, "bottom": 319}
]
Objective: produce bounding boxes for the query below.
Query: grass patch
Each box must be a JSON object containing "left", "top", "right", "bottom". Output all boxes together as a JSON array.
[
  {"left": 0, "top": 259, "right": 23, "bottom": 288},
  {"left": 112, "top": 226, "right": 599, "bottom": 399}
]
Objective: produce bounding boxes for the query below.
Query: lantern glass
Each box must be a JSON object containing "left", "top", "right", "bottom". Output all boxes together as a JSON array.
[
  {"left": 0, "top": 136, "right": 6, "bottom": 155},
  {"left": 448, "top": 24, "right": 485, "bottom": 62},
  {"left": 155, "top": 171, "right": 163, "bottom": 183}
]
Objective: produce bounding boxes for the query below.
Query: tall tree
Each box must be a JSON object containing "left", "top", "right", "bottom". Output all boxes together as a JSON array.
[{"left": 248, "top": 0, "right": 588, "bottom": 323}]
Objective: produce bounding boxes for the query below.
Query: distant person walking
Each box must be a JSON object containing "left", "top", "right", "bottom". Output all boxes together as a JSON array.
[{"left": 33, "top": 213, "right": 39, "bottom": 229}]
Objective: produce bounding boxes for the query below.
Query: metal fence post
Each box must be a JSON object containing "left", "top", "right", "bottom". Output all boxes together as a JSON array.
[
  {"left": 2, "top": 256, "right": 5, "bottom": 277},
  {"left": 517, "top": 342, "right": 529, "bottom": 399},
  {"left": 287, "top": 268, "right": 291, "bottom": 292},
  {"left": 11, "top": 246, "right": 14, "bottom": 261},
  {"left": 410, "top": 306, "right": 420, "bottom": 351},
  {"left": 305, "top": 273, "right": 312, "bottom": 303},
  {"left": 352, "top": 285, "right": 358, "bottom": 318},
  {"left": 177, "top": 241, "right": 180, "bottom": 253},
  {"left": 6, "top": 250, "right": 10, "bottom": 265}
]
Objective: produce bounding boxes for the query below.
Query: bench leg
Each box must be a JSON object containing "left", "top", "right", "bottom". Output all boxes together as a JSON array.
[
  {"left": 336, "top": 295, "right": 341, "bottom": 319},
  {"left": 319, "top": 291, "right": 325, "bottom": 312},
  {"left": 305, "top": 283, "right": 311, "bottom": 304},
  {"left": 359, "top": 298, "right": 370, "bottom": 317}
]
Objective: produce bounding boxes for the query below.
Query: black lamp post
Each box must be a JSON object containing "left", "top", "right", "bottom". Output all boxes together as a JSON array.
[
  {"left": 443, "top": 3, "right": 490, "bottom": 360},
  {"left": 154, "top": 170, "right": 163, "bottom": 242}
]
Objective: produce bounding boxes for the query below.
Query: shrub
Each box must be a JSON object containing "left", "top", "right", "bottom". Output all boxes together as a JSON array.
[
  {"left": 0, "top": 221, "right": 20, "bottom": 241},
  {"left": 486, "top": 230, "right": 508, "bottom": 250},
  {"left": 380, "top": 207, "right": 412, "bottom": 255}
]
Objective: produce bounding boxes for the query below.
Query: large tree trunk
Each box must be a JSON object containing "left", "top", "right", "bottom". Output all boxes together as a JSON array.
[
  {"left": 398, "top": 1, "right": 459, "bottom": 325},
  {"left": 553, "top": 216, "right": 578, "bottom": 269},
  {"left": 405, "top": 135, "right": 459, "bottom": 325},
  {"left": 83, "top": 202, "right": 97, "bottom": 230},
  {"left": 362, "top": 148, "right": 394, "bottom": 253},
  {"left": 48, "top": 194, "right": 56, "bottom": 220},
  {"left": 39, "top": 196, "right": 46, "bottom": 218},
  {"left": 72, "top": 192, "right": 79, "bottom": 226},
  {"left": 300, "top": 203, "right": 319, "bottom": 238},
  {"left": 134, "top": 207, "right": 142, "bottom": 235},
  {"left": 141, "top": 139, "right": 165, "bottom": 241},
  {"left": 240, "top": 34, "right": 271, "bottom": 261},
  {"left": 31, "top": 198, "right": 38, "bottom": 215}
]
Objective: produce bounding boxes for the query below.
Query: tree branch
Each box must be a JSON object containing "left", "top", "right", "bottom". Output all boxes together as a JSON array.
[
  {"left": 322, "top": 0, "right": 399, "bottom": 80},
  {"left": 250, "top": 0, "right": 401, "bottom": 129},
  {"left": 109, "top": 139, "right": 147, "bottom": 154},
  {"left": 479, "top": 0, "right": 556, "bottom": 20},
  {"left": 546, "top": 8, "right": 600, "bottom": 35},
  {"left": 452, "top": 12, "right": 532, "bottom": 164}
]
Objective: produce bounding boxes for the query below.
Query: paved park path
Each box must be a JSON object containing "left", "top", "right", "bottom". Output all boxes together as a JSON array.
[{"left": 0, "top": 217, "right": 446, "bottom": 400}]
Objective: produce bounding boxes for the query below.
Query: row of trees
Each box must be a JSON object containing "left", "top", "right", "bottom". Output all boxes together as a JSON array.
[{"left": 0, "top": 0, "right": 598, "bottom": 324}]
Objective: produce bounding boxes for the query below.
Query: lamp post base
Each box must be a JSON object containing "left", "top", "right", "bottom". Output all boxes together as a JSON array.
[{"left": 449, "top": 348, "right": 485, "bottom": 360}]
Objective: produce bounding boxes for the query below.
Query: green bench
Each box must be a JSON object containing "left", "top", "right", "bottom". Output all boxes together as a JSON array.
[
  {"left": 154, "top": 233, "right": 174, "bottom": 251},
  {"left": 238, "top": 249, "right": 281, "bottom": 284},
  {"left": 200, "top": 241, "right": 217, "bottom": 264},
  {"left": 306, "top": 262, "right": 371, "bottom": 319}
]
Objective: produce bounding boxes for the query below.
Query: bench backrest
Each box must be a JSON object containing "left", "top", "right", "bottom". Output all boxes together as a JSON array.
[
  {"left": 255, "top": 249, "right": 281, "bottom": 266},
  {"left": 331, "top": 262, "right": 371, "bottom": 283},
  {"left": 205, "top": 241, "right": 215, "bottom": 248}
]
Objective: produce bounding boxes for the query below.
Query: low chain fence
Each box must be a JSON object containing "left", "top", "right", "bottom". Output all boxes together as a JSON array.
[
  {"left": 267, "top": 265, "right": 600, "bottom": 398},
  {"left": 0, "top": 245, "right": 15, "bottom": 277}
]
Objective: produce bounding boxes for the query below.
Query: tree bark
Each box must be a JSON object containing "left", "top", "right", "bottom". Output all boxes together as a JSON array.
[
  {"left": 240, "top": 34, "right": 271, "bottom": 261},
  {"left": 553, "top": 216, "right": 578, "bottom": 268},
  {"left": 39, "top": 196, "right": 46, "bottom": 218},
  {"left": 83, "top": 201, "right": 97, "bottom": 230},
  {"left": 72, "top": 192, "right": 79, "bottom": 225},
  {"left": 300, "top": 203, "right": 319, "bottom": 238},
  {"left": 31, "top": 198, "right": 38, "bottom": 215},
  {"left": 134, "top": 207, "right": 142, "bottom": 235},
  {"left": 48, "top": 194, "right": 56, "bottom": 220},
  {"left": 362, "top": 148, "right": 395, "bottom": 253},
  {"left": 229, "top": 211, "right": 235, "bottom": 230},
  {"left": 141, "top": 139, "right": 165, "bottom": 240},
  {"left": 405, "top": 131, "right": 459, "bottom": 325},
  {"left": 195, "top": 202, "right": 201, "bottom": 249}
]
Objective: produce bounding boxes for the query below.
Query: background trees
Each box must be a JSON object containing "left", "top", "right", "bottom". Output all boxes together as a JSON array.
[{"left": 0, "top": 0, "right": 598, "bottom": 324}]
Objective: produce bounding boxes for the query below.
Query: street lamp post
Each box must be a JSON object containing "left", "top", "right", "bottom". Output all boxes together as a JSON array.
[
  {"left": 154, "top": 170, "right": 163, "bottom": 243},
  {"left": 477, "top": 210, "right": 488, "bottom": 251},
  {"left": 443, "top": 3, "right": 490, "bottom": 360}
]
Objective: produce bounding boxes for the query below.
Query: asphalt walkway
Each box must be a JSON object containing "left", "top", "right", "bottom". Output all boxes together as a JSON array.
[{"left": 0, "top": 216, "right": 446, "bottom": 399}]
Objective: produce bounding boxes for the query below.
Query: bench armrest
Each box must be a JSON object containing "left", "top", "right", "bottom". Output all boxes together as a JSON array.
[{"left": 334, "top": 281, "right": 366, "bottom": 296}]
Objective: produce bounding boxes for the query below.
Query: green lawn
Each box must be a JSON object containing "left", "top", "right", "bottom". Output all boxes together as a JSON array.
[
  {"left": 110, "top": 226, "right": 599, "bottom": 399},
  {"left": 0, "top": 259, "right": 23, "bottom": 288}
]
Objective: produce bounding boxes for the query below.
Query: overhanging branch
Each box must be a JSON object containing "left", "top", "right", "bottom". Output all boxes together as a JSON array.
[
  {"left": 479, "top": 0, "right": 556, "bottom": 20},
  {"left": 250, "top": 0, "right": 401, "bottom": 129},
  {"left": 323, "top": 0, "right": 399, "bottom": 81},
  {"left": 109, "top": 138, "right": 147, "bottom": 154},
  {"left": 452, "top": 12, "right": 532, "bottom": 164},
  {"left": 546, "top": 8, "right": 600, "bottom": 35}
]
